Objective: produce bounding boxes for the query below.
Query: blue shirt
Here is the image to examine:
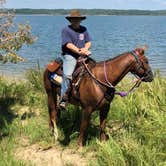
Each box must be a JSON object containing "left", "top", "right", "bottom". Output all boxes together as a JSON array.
[{"left": 61, "top": 25, "right": 91, "bottom": 59}]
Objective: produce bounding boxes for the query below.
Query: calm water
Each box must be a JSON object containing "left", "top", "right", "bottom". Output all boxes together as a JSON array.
[{"left": 0, "top": 15, "right": 166, "bottom": 77}]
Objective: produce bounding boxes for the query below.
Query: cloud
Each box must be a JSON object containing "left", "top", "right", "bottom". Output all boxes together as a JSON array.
[{"left": 151, "top": 0, "right": 166, "bottom": 5}]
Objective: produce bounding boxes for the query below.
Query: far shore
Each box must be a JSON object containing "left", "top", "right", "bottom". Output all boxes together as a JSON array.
[
  {"left": 15, "top": 14, "right": 166, "bottom": 16},
  {"left": 3, "top": 8, "right": 166, "bottom": 16}
]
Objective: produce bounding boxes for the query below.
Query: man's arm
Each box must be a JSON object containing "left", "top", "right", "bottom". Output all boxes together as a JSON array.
[
  {"left": 66, "top": 42, "right": 91, "bottom": 56},
  {"left": 66, "top": 43, "right": 81, "bottom": 54}
]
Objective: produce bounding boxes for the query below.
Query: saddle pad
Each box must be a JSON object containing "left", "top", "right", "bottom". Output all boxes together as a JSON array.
[{"left": 47, "top": 61, "right": 61, "bottom": 72}]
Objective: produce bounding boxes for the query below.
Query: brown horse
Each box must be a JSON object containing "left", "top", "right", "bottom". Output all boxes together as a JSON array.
[{"left": 43, "top": 47, "right": 153, "bottom": 147}]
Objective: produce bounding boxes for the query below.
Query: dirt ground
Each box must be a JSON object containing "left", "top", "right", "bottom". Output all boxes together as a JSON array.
[
  {"left": 12, "top": 106, "right": 94, "bottom": 166},
  {"left": 15, "top": 143, "right": 93, "bottom": 166}
]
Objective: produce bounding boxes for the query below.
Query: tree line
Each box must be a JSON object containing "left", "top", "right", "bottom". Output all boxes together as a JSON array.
[{"left": 10, "top": 9, "right": 166, "bottom": 15}]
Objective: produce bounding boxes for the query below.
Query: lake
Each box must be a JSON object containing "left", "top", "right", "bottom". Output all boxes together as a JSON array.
[{"left": 0, "top": 15, "right": 166, "bottom": 77}]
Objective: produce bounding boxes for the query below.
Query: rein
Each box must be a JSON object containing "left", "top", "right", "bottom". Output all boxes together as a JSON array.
[
  {"left": 114, "top": 78, "right": 142, "bottom": 97},
  {"left": 82, "top": 52, "right": 143, "bottom": 98},
  {"left": 82, "top": 60, "right": 115, "bottom": 89}
]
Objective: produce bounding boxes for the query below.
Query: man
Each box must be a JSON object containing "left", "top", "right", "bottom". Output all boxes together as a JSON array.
[{"left": 59, "top": 10, "right": 92, "bottom": 109}]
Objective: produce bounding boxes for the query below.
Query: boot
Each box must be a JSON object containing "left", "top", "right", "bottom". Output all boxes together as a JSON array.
[
  {"left": 59, "top": 84, "right": 71, "bottom": 110},
  {"left": 59, "top": 100, "right": 67, "bottom": 110},
  {"left": 59, "top": 95, "right": 68, "bottom": 110}
]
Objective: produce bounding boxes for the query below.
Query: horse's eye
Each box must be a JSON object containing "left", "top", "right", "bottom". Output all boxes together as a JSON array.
[{"left": 146, "top": 60, "right": 149, "bottom": 64}]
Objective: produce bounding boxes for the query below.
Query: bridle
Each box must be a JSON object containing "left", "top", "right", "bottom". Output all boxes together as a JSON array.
[{"left": 130, "top": 50, "right": 152, "bottom": 81}]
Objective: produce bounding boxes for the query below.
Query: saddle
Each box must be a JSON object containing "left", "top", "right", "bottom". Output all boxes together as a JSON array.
[{"left": 47, "top": 56, "right": 96, "bottom": 100}]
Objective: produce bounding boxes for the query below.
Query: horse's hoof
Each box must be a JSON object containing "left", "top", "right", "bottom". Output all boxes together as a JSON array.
[
  {"left": 100, "top": 134, "right": 109, "bottom": 142},
  {"left": 77, "top": 145, "right": 83, "bottom": 152},
  {"left": 54, "top": 135, "right": 58, "bottom": 141},
  {"left": 77, "top": 141, "right": 83, "bottom": 149}
]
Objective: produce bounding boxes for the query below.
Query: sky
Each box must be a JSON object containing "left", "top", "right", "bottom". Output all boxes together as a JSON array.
[{"left": 3, "top": 0, "right": 166, "bottom": 10}]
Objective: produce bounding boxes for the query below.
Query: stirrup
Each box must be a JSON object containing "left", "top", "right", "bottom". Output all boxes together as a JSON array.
[{"left": 58, "top": 100, "right": 67, "bottom": 110}]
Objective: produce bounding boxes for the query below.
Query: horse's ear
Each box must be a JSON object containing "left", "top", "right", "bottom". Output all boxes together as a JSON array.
[{"left": 142, "top": 44, "right": 148, "bottom": 51}]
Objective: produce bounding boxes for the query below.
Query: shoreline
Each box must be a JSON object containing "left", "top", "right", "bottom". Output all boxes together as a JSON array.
[{"left": 0, "top": 70, "right": 165, "bottom": 83}]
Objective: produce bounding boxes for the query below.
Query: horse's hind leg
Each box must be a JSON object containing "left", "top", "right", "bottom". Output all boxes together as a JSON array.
[
  {"left": 44, "top": 70, "right": 59, "bottom": 141},
  {"left": 46, "top": 88, "right": 59, "bottom": 141},
  {"left": 99, "top": 104, "right": 110, "bottom": 141}
]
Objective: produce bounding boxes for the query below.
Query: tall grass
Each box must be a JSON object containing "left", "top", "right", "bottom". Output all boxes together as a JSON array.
[
  {"left": 0, "top": 111, "right": 30, "bottom": 166},
  {"left": 0, "top": 70, "right": 165, "bottom": 166},
  {"left": 94, "top": 71, "right": 166, "bottom": 166},
  {"left": 0, "top": 69, "right": 48, "bottom": 166}
]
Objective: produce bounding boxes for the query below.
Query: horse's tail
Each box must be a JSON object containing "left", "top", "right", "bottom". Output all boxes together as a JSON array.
[{"left": 43, "top": 68, "right": 52, "bottom": 94}]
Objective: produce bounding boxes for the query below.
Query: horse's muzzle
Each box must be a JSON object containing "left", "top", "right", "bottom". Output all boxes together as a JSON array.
[{"left": 142, "top": 70, "right": 154, "bottom": 82}]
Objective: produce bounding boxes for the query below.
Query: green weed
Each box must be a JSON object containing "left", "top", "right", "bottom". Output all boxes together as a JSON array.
[{"left": 0, "top": 70, "right": 165, "bottom": 166}]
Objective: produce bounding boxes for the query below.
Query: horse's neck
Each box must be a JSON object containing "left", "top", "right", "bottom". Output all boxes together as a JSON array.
[
  {"left": 95, "top": 53, "right": 134, "bottom": 86},
  {"left": 107, "top": 54, "right": 134, "bottom": 85}
]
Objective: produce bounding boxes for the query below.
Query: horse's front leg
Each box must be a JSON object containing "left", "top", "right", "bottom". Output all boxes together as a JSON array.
[
  {"left": 78, "top": 107, "right": 92, "bottom": 147},
  {"left": 99, "top": 104, "right": 110, "bottom": 141}
]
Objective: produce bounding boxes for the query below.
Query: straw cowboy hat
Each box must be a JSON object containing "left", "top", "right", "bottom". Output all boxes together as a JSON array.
[{"left": 65, "top": 10, "right": 86, "bottom": 21}]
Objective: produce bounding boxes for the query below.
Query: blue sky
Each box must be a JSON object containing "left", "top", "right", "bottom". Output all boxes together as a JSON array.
[{"left": 3, "top": 0, "right": 166, "bottom": 10}]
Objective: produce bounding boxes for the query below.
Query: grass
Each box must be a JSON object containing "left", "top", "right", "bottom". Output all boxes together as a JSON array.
[{"left": 0, "top": 69, "right": 165, "bottom": 166}]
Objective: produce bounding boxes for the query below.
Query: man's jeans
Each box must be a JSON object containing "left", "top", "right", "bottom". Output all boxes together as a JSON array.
[{"left": 61, "top": 55, "right": 77, "bottom": 100}]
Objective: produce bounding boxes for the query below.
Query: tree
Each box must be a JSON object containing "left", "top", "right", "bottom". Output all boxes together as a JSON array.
[{"left": 0, "top": 0, "right": 36, "bottom": 63}]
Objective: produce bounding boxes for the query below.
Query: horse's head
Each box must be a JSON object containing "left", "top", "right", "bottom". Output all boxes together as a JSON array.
[{"left": 130, "top": 46, "right": 153, "bottom": 82}]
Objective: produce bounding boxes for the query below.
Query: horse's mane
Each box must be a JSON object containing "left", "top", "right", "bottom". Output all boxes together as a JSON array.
[{"left": 97, "top": 51, "right": 131, "bottom": 65}]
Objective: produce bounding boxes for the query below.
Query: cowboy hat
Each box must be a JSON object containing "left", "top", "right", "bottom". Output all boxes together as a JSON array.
[{"left": 65, "top": 10, "right": 86, "bottom": 21}]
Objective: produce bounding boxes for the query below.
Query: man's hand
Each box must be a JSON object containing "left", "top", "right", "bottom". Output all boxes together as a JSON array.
[{"left": 79, "top": 47, "right": 91, "bottom": 56}]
